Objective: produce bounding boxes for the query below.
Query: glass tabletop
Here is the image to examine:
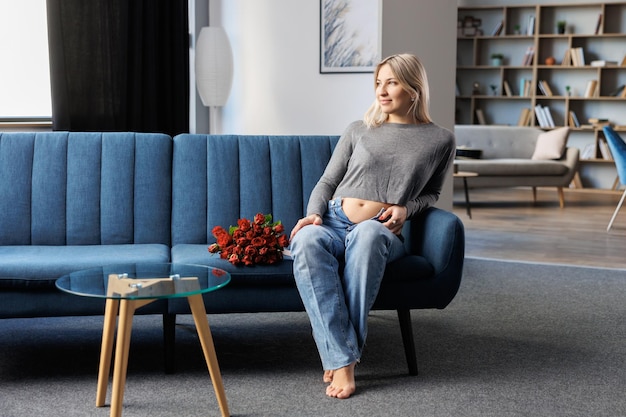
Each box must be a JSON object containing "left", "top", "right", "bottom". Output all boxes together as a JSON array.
[{"left": 56, "top": 263, "right": 230, "bottom": 300}]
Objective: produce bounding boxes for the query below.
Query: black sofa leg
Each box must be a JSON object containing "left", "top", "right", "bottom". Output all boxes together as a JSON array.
[
  {"left": 163, "top": 313, "right": 176, "bottom": 374},
  {"left": 397, "top": 309, "right": 418, "bottom": 376}
]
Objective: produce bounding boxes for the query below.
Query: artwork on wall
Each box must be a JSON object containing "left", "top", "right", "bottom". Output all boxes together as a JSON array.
[{"left": 320, "top": 0, "right": 381, "bottom": 74}]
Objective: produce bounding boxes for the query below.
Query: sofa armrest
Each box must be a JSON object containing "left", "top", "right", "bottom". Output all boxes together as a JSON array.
[
  {"left": 383, "top": 207, "right": 465, "bottom": 310},
  {"left": 406, "top": 207, "right": 465, "bottom": 278},
  {"left": 560, "top": 146, "right": 581, "bottom": 184}
]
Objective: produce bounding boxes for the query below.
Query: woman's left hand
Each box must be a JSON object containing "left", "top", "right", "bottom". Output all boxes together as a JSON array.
[{"left": 378, "top": 205, "right": 408, "bottom": 234}]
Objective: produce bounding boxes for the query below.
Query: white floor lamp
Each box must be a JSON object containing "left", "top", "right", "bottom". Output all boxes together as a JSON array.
[{"left": 195, "top": 26, "right": 233, "bottom": 134}]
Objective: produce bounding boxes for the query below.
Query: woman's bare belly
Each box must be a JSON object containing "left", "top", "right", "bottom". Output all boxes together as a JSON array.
[{"left": 341, "top": 197, "right": 392, "bottom": 223}]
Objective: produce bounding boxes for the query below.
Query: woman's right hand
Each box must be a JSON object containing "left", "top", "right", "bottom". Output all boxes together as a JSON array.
[{"left": 290, "top": 214, "right": 323, "bottom": 240}]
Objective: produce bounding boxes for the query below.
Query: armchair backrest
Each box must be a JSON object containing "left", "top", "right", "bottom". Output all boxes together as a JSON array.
[
  {"left": 603, "top": 126, "right": 626, "bottom": 185},
  {"left": 171, "top": 134, "right": 339, "bottom": 245}
]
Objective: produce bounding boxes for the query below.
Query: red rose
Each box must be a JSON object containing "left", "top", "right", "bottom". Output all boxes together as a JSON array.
[
  {"left": 208, "top": 243, "right": 220, "bottom": 253},
  {"left": 278, "top": 234, "right": 289, "bottom": 248},
  {"left": 236, "top": 237, "right": 249, "bottom": 247},
  {"left": 254, "top": 213, "right": 266, "bottom": 225},
  {"left": 217, "top": 233, "right": 232, "bottom": 248},
  {"left": 251, "top": 237, "right": 266, "bottom": 247},
  {"left": 228, "top": 253, "right": 240, "bottom": 265},
  {"left": 245, "top": 245, "right": 257, "bottom": 257},
  {"left": 238, "top": 218, "right": 251, "bottom": 232},
  {"left": 274, "top": 223, "right": 284, "bottom": 234}
]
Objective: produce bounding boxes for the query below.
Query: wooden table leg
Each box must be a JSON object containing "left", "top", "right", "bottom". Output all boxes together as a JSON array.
[
  {"left": 463, "top": 177, "right": 473, "bottom": 219},
  {"left": 107, "top": 299, "right": 152, "bottom": 417},
  {"left": 97, "top": 298, "right": 119, "bottom": 407},
  {"left": 188, "top": 294, "right": 230, "bottom": 417}
]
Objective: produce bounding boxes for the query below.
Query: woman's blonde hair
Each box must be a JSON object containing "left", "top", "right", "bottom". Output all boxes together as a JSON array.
[{"left": 363, "top": 53, "right": 431, "bottom": 128}]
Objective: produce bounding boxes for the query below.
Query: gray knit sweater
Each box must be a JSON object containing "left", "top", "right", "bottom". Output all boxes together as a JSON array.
[{"left": 307, "top": 120, "right": 456, "bottom": 219}]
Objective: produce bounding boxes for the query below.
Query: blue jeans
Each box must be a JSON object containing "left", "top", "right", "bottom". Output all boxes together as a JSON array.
[{"left": 290, "top": 197, "right": 407, "bottom": 370}]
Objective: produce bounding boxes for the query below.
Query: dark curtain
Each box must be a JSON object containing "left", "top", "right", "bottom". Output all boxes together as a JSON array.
[{"left": 46, "top": 0, "right": 189, "bottom": 136}]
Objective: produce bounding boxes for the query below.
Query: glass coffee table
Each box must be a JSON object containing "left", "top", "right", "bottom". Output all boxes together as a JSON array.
[{"left": 56, "top": 263, "right": 231, "bottom": 417}]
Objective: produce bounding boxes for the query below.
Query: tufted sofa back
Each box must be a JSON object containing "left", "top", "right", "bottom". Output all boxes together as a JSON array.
[
  {"left": 0, "top": 132, "right": 172, "bottom": 246},
  {"left": 171, "top": 134, "right": 339, "bottom": 246}
]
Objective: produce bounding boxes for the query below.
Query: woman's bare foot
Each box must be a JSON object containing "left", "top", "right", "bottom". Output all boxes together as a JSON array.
[
  {"left": 325, "top": 362, "right": 356, "bottom": 399},
  {"left": 323, "top": 370, "right": 333, "bottom": 383}
]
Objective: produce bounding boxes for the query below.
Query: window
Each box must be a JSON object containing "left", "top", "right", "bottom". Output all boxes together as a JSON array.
[{"left": 0, "top": 0, "right": 51, "bottom": 119}]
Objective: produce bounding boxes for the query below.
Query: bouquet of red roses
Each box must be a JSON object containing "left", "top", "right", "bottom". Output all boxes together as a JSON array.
[{"left": 208, "top": 213, "right": 290, "bottom": 266}]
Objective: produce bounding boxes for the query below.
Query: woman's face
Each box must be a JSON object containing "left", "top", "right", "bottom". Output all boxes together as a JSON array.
[{"left": 376, "top": 63, "right": 414, "bottom": 124}]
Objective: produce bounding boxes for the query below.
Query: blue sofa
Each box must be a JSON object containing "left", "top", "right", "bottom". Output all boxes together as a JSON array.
[
  {"left": 0, "top": 131, "right": 465, "bottom": 375},
  {"left": 0, "top": 132, "right": 172, "bottom": 318}
]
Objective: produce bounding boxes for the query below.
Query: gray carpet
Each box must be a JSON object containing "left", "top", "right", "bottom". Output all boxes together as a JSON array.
[{"left": 1, "top": 257, "right": 625, "bottom": 417}]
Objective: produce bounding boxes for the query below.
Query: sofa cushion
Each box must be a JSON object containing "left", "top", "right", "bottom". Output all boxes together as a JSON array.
[
  {"left": 0, "top": 244, "right": 171, "bottom": 289},
  {"left": 171, "top": 244, "right": 435, "bottom": 285},
  {"left": 455, "top": 159, "right": 569, "bottom": 176},
  {"left": 531, "top": 127, "right": 569, "bottom": 160}
]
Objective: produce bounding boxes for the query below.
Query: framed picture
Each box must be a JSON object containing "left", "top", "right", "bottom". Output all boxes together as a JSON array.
[{"left": 320, "top": 0, "right": 381, "bottom": 74}]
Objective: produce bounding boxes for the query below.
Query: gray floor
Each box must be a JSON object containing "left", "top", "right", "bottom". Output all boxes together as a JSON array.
[{"left": 1, "top": 257, "right": 625, "bottom": 417}]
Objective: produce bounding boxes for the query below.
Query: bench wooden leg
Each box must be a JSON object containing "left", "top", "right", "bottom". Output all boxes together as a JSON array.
[
  {"left": 557, "top": 187, "right": 565, "bottom": 208},
  {"left": 397, "top": 309, "right": 418, "bottom": 376}
]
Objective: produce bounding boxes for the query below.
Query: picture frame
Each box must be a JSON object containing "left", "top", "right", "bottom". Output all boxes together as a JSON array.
[{"left": 320, "top": 0, "right": 381, "bottom": 74}]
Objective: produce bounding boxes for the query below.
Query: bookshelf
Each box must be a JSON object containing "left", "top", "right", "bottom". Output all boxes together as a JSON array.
[{"left": 456, "top": 2, "right": 626, "bottom": 189}]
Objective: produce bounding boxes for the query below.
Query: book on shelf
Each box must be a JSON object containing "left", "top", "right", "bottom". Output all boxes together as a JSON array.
[
  {"left": 527, "top": 15, "right": 535, "bottom": 36},
  {"left": 543, "top": 106, "right": 555, "bottom": 128},
  {"left": 522, "top": 46, "right": 535, "bottom": 66},
  {"left": 598, "top": 139, "right": 613, "bottom": 160},
  {"left": 519, "top": 78, "right": 532, "bottom": 97},
  {"left": 568, "top": 111, "right": 580, "bottom": 128},
  {"left": 584, "top": 80, "right": 598, "bottom": 98},
  {"left": 491, "top": 20, "right": 503, "bottom": 36},
  {"left": 538, "top": 80, "right": 553, "bottom": 96},
  {"left": 588, "top": 117, "right": 610, "bottom": 126},
  {"left": 503, "top": 80, "right": 512, "bottom": 97},
  {"left": 590, "top": 60, "right": 618, "bottom": 67},
  {"left": 561, "top": 49, "right": 571, "bottom": 66},
  {"left": 569, "top": 47, "right": 585, "bottom": 66},
  {"left": 475, "top": 108, "right": 486, "bottom": 125},
  {"left": 580, "top": 143, "right": 595, "bottom": 160},
  {"left": 517, "top": 108, "right": 532, "bottom": 126},
  {"left": 534, "top": 104, "right": 554, "bottom": 128},
  {"left": 609, "top": 85, "right": 625, "bottom": 97},
  {"left": 594, "top": 13, "right": 603, "bottom": 35}
]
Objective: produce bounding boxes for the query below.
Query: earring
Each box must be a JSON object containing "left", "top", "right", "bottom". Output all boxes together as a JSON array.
[{"left": 411, "top": 97, "right": 416, "bottom": 102}]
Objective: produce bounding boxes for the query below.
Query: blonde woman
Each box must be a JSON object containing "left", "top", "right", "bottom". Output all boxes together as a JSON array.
[{"left": 290, "top": 53, "right": 455, "bottom": 399}]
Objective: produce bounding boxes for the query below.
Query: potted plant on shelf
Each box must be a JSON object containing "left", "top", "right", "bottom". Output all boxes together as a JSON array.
[
  {"left": 490, "top": 53, "right": 504, "bottom": 66},
  {"left": 557, "top": 21, "right": 566, "bottom": 34}
]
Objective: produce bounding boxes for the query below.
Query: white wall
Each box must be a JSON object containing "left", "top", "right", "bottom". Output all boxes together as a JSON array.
[
  {"left": 217, "top": 0, "right": 373, "bottom": 135},
  {"left": 202, "top": 0, "right": 458, "bottom": 209}
]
